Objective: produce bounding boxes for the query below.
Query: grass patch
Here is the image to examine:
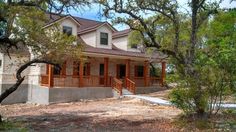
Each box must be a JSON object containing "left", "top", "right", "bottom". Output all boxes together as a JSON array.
[
  {"left": 173, "top": 111, "right": 236, "bottom": 131},
  {"left": 173, "top": 114, "right": 214, "bottom": 130},
  {"left": 0, "top": 120, "right": 27, "bottom": 131}
]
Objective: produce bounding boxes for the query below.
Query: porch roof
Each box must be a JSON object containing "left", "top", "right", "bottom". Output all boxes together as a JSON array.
[
  {"left": 83, "top": 44, "right": 147, "bottom": 58},
  {"left": 82, "top": 44, "right": 167, "bottom": 61}
]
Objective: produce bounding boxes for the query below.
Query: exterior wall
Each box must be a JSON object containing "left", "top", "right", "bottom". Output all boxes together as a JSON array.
[
  {"left": 112, "top": 36, "right": 128, "bottom": 51},
  {"left": 28, "top": 85, "right": 49, "bottom": 104},
  {"left": 60, "top": 18, "right": 78, "bottom": 36},
  {"left": 28, "top": 61, "right": 42, "bottom": 86},
  {"left": 0, "top": 54, "right": 30, "bottom": 104},
  {"left": 0, "top": 84, "right": 28, "bottom": 104},
  {"left": 112, "top": 36, "right": 141, "bottom": 52},
  {"left": 28, "top": 85, "right": 112, "bottom": 104},
  {"left": 48, "top": 87, "right": 113, "bottom": 103},
  {"left": 80, "top": 31, "right": 97, "bottom": 47},
  {"left": 96, "top": 25, "right": 113, "bottom": 49},
  {"left": 2, "top": 54, "right": 30, "bottom": 84}
]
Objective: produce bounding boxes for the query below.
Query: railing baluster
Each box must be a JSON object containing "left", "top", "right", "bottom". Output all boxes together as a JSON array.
[
  {"left": 112, "top": 78, "right": 123, "bottom": 96},
  {"left": 125, "top": 78, "right": 136, "bottom": 94}
]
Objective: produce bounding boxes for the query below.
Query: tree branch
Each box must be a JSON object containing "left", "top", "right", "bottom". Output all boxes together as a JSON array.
[{"left": 0, "top": 58, "right": 60, "bottom": 103}]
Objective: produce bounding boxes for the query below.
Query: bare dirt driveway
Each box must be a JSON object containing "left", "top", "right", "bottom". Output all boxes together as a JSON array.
[{"left": 0, "top": 97, "right": 182, "bottom": 131}]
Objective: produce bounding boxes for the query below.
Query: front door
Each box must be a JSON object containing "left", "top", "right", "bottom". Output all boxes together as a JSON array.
[
  {"left": 99, "top": 64, "right": 104, "bottom": 85},
  {"left": 117, "top": 64, "right": 126, "bottom": 79}
]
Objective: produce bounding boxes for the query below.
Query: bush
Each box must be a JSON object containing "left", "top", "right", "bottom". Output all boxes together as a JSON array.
[{"left": 169, "top": 87, "right": 208, "bottom": 115}]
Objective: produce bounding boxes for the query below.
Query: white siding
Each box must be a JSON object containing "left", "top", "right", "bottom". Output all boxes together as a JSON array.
[
  {"left": 80, "top": 31, "right": 97, "bottom": 47},
  {"left": 112, "top": 36, "right": 128, "bottom": 51},
  {"left": 112, "top": 36, "right": 141, "bottom": 52},
  {"left": 60, "top": 18, "right": 78, "bottom": 36},
  {"left": 96, "top": 25, "right": 113, "bottom": 49}
]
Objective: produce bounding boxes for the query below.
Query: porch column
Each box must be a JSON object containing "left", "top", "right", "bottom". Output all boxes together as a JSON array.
[
  {"left": 125, "top": 59, "right": 130, "bottom": 87},
  {"left": 104, "top": 58, "right": 109, "bottom": 86},
  {"left": 79, "top": 61, "right": 84, "bottom": 87},
  {"left": 48, "top": 64, "right": 54, "bottom": 88},
  {"left": 161, "top": 61, "right": 166, "bottom": 86},
  {"left": 125, "top": 59, "right": 130, "bottom": 79},
  {"left": 144, "top": 60, "right": 149, "bottom": 86}
]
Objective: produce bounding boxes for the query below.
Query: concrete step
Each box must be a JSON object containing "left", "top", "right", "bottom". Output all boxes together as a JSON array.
[
  {"left": 112, "top": 88, "right": 133, "bottom": 97},
  {"left": 112, "top": 89, "right": 120, "bottom": 97},
  {"left": 122, "top": 88, "right": 133, "bottom": 95}
]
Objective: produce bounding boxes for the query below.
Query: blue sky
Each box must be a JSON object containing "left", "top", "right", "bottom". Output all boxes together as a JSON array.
[{"left": 69, "top": 0, "right": 236, "bottom": 31}]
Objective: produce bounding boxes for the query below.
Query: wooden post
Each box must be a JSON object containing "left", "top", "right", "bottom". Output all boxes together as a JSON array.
[
  {"left": 104, "top": 58, "right": 109, "bottom": 86},
  {"left": 125, "top": 59, "right": 130, "bottom": 87},
  {"left": 144, "top": 61, "right": 149, "bottom": 87},
  {"left": 48, "top": 64, "right": 54, "bottom": 88},
  {"left": 79, "top": 61, "right": 84, "bottom": 87},
  {"left": 125, "top": 59, "right": 130, "bottom": 79},
  {"left": 161, "top": 61, "right": 166, "bottom": 86}
]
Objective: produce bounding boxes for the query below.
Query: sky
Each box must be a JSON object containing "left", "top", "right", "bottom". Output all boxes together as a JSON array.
[{"left": 68, "top": 0, "right": 236, "bottom": 31}]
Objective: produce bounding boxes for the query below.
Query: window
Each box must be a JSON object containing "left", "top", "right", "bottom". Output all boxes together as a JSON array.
[
  {"left": 135, "top": 66, "right": 144, "bottom": 77},
  {"left": 53, "top": 66, "right": 61, "bottom": 75},
  {"left": 0, "top": 60, "right": 2, "bottom": 67},
  {"left": 99, "top": 64, "right": 104, "bottom": 76},
  {"left": 63, "top": 26, "right": 72, "bottom": 36},
  {"left": 73, "top": 62, "right": 90, "bottom": 76},
  {"left": 84, "top": 63, "right": 90, "bottom": 76},
  {"left": 52, "top": 62, "right": 66, "bottom": 76},
  {"left": 100, "top": 32, "right": 108, "bottom": 45}
]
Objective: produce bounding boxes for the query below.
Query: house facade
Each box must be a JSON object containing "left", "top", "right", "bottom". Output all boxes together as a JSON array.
[{"left": 0, "top": 14, "right": 166, "bottom": 104}]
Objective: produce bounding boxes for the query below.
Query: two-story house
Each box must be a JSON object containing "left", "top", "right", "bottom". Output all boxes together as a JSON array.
[{"left": 0, "top": 13, "right": 167, "bottom": 104}]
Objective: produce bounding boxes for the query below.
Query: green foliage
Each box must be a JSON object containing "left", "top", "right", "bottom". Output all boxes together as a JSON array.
[
  {"left": 0, "top": 121, "right": 27, "bottom": 131},
  {"left": 170, "top": 88, "right": 195, "bottom": 114},
  {"left": 170, "top": 9, "right": 236, "bottom": 115},
  {"left": 128, "top": 31, "right": 143, "bottom": 48},
  {"left": 170, "top": 84, "right": 209, "bottom": 114},
  {"left": 0, "top": 1, "right": 83, "bottom": 63}
]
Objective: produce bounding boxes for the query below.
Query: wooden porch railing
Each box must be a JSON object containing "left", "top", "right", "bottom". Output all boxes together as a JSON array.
[
  {"left": 112, "top": 78, "right": 123, "bottom": 96},
  {"left": 149, "top": 77, "right": 161, "bottom": 86},
  {"left": 40, "top": 75, "right": 113, "bottom": 87},
  {"left": 41, "top": 74, "right": 161, "bottom": 88},
  {"left": 126, "top": 78, "right": 136, "bottom": 94}
]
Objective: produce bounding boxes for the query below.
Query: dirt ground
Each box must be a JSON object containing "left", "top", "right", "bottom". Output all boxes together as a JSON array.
[
  {"left": 0, "top": 97, "right": 182, "bottom": 131},
  {"left": 143, "top": 89, "right": 172, "bottom": 100}
]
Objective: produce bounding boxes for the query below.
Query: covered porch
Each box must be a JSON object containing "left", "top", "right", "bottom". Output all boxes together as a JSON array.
[{"left": 40, "top": 55, "right": 166, "bottom": 94}]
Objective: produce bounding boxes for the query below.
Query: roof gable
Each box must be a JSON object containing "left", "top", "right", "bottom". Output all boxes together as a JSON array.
[
  {"left": 113, "top": 29, "right": 131, "bottom": 39},
  {"left": 78, "top": 22, "right": 117, "bottom": 35},
  {"left": 43, "top": 15, "right": 81, "bottom": 28}
]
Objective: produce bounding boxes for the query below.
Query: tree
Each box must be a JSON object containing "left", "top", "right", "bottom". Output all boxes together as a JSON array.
[
  {"left": 98, "top": 0, "right": 234, "bottom": 116},
  {"left": 0, "top": 0, "right": 89, "bottom": 104}
]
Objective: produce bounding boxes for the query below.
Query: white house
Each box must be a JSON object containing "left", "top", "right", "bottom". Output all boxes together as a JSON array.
[{"left": 0, "top": 13, "right": 166, "bottom": 104}]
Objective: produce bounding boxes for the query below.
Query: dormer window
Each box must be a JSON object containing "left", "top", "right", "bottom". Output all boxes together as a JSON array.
[
  {"left": 100, "top": 32, "right": 108, "bottom": 45},
  {"left": 63, "top": 26, "right": 72, "bottom": 36}
]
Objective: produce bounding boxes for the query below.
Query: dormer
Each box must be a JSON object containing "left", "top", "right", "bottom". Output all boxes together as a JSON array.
[
  {"left": 43, "top": 14, "right": 80, "bottom": 37},
  {"left": 112, "top": 29, "right": 141, "bottom": 52},
  {"left": 78, "top": 22, "right": 117, "bottom": 49}
]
